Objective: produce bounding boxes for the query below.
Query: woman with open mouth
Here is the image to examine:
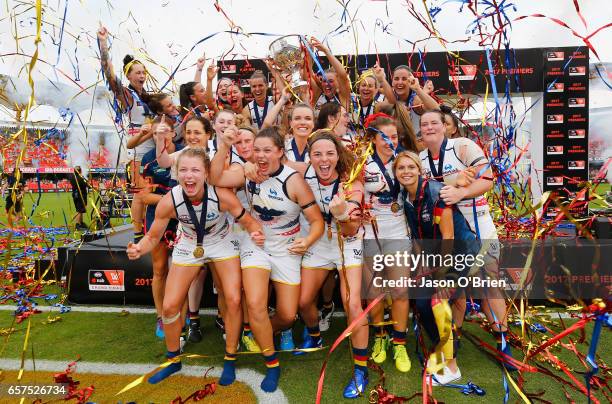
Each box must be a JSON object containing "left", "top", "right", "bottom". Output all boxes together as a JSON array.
[
  {"left": 351, "top": 63, "right": 394, "bottom": 128},
  {"left": 136, "top": 115, "right": 184, "bottom": 341},
  {"left": 210, "top": 124, "right": 262, "bottom": 353},
  {"left": 208, "top": 126, "right": 324, "bottom": 393},
  {"left": 362, "top": 113, "right": 413, "bottom": 374},
  {"left": 288, "top": 130, "right": 371, "bottom": 399},
  {"left": 417, "top": 109, "right": 516, "bottom": 372},
  {"left": 393, "top": 150, "right": 478, "bottom": 386},
  {"left": 127, "top": 147, "right": 264, "bottom": 387},
  {"left": 153, "top": 115, "right": 228, "bottom": 344}
]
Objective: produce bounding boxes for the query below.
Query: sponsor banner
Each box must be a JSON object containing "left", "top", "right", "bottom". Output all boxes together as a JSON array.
[
  {"left": 542, "top": 47, "right": 589, "bottom": 207},
  {"left": 88, "top": 269, "right": 125, "bottom": 292},
  {"left": 568, "top": 160, "right": 586, "bottom": 170},
  {"left": 546, "top": 145, "right": 564, "bottom": 155},
  {"left": 6, "top": 167, "right": 74, "bottom": 174},
  {"left": 546, "top": 176, "right": 564, "bottom": 186},
  {"left": 547, "top": 82, "right": 564, "bottom": 92},
  {"left": 568, "top": 129, "right": 586, "bottom": 139}
]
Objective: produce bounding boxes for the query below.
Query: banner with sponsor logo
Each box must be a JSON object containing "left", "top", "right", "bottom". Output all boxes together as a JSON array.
[{"left": 542, "top": 47, "right": 589, "bottom": 216}]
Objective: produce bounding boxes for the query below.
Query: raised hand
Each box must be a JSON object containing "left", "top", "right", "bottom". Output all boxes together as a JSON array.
[
  {"left": 97, "top": 25, "right": 109, "bottom": 41},
  {"left": 372, "top": 62, "right": 386, "bottom": 83},
  {"left": 196, "top": 52, "right": 206, "bottom": 71},
  {"left": 329, "top": 192, "right": 349, "bottom": 219},
  {"left": 244, "top": 161, "right": 268, "bottom": 184},
  {"left": 207, "top": 60, "right": 218, "bottom": 81},
  {"left": 221, "top": 125, "right": 239, "bottom": 146},
  {"left": 309, "top": 36, "right": 328, "bottom": 53}
]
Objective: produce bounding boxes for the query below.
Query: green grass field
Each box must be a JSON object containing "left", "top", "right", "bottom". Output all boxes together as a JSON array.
[
  {"left": 0, "top": 308, "right": 609, "bottom": 403},
  {"left": 1, "top": 194, "right": 610, "bottom": 403}
]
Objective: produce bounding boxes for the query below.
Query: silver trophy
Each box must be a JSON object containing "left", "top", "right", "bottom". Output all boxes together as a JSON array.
[{"left": 269, "top": 35, "right": 307, "bottom": 89}]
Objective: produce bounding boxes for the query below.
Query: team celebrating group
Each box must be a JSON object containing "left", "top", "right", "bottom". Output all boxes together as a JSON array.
[{"left": 96, "top": 26, "right": 514, "bottom": 398}]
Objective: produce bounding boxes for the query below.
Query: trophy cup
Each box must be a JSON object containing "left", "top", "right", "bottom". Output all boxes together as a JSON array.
[{"left": 269, "top": 35, "right": 307, "bottom": 89}]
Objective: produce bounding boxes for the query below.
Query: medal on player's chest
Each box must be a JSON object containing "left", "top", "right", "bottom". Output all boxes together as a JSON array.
[
  {"left": 193, "top": 245, "right": 204, "bottom": 258},
  {"left": 183, "top": 187, "right": 208, "bottom": 260},
  {"left": 327, "top": 223, "right": 333, "bottom": 240},
  {"left": 391, "top": 201, "right": 401, "bottom": 213}
]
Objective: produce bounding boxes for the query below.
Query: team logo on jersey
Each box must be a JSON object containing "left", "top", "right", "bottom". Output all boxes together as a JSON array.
[
  {"left": 253, "top": 205, "right": 285, "bottom": 221},
  {"left": 376, "top": 190, "right": 393, "bottom": 204},
  {"left": 444, "top": 163, "right": 453, "bottom": 172},
  {"left": 268, "top": 188, "right": 284, "bottom": 201},
  {"left": 247, "top": 181, "right": 260, "bottom": 195}
]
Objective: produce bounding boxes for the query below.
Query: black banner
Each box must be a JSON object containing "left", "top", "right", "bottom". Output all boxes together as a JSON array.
[{"left": 542, "top": 47, "right": 589, "bottom": 216}]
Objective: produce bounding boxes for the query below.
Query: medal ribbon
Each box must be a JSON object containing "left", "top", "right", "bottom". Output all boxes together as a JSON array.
[
  {"left": 252, "top": 97, "right": 270, "bottom": 129},
  {"left": 427, "top": 138, "right": 448, "bottom": 180},
  {"left": 182, "top": 186, "right": 208, "bottom": 248},
  {"left": 318, "top": 175, "right": 341, "bottom": 228},
  {"left": 372, "top": 152, "right": 400, "bottom": 202},
  {"left": 291, "top": 137, "right": 308, "bottom": 162}
]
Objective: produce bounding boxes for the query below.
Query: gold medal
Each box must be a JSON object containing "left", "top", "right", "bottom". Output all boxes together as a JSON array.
[
  {"left": 193, "top": 245, "right": 204, "bottom": 258},
  {"left": 391, "top": 202, "right": 401, "bottom": 213}
]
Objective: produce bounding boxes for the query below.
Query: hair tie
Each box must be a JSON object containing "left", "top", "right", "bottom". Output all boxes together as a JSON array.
[{"left": 364, "top": 112, "right": 393, "bottom": 128}]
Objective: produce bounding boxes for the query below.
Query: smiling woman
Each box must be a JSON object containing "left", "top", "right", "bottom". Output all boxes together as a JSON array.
[
  {"left": 206, "top": 126, "right": 324, "bottom": 393},
  {"left": 126, "top": 146, "right": 264, "bottom": 387}
]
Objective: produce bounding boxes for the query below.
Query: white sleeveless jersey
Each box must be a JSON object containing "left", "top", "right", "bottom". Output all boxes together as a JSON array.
[
  {"left": 363, "top": 153, "right": 408, "bottom": 239},
  {"left": 315, "top": 94, "right": 339, "bottom": 112},
  {"left": 303, "top": 164, "right": 341, "bottom": 236},
  {"left": 248, "top": 96, "right": 275, "bottom": 129},
  {"left": 419, "top": 137, "right": 497, "bottom": 239},
  {"left": 171, "top": 184, "right": 230, "bottom": 244},
  {"left": 125, "top": 88, "right": 155, "bottom": 157},
  {"left": 245, "top": 165, "right": 301, "bottom": 255},
  {"left": 350, "top": 93, "right": 379, "bottom": 125},
  {"left": 284, "top": 138, "right": 310, "bottom": 163}
]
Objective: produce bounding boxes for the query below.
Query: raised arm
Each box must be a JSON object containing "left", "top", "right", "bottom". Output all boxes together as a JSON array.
[
  {"left": 262, "top": 87, "right": 290, "bottom": 129},
  {"left": 208, "top": 127, "right": 246, "bottom": 187},
  {"left": 310, "top": 37, "right": 351, "bottom": 107},
  {"left": 154, "top": 122, "right": 175, "bottom": 168},
  {"left": 373, "top": 62, "right": 396, "bottom": 104},
  {"left": 204, "top": 62, "right": 219, "bottom": 113},
  {"left": 194, "top": 52, "right": 205, "bottom": 83},
  {"left": 409, "top": 76, "right": 440, "bottom": 111},
  {"left": 329, "top": 181, "right": 364, "bottom": 237},
  {"left": 96, "top": 26, "right": 129, "bottom": 109}
]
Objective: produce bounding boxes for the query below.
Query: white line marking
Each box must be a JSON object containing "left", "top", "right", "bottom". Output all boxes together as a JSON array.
[
  {"left": 0, "top": 358, "right": 288, "bottom": 404},
  {"left": 0, "top": 305, "right": 576, "bottom": 318}
]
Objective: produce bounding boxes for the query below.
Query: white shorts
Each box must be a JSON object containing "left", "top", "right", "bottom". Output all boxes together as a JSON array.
[
  {"left": 302, "top": 235, "right": 362, "bottom": 271},
  {"left": 172, "top": 233, "right": 240, "bottom": 267},
  {"left": 240, "top": 237, "right": 302, "bottom": 285}
]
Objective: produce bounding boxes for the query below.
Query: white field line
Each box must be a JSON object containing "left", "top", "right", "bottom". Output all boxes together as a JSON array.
[
  {"left": 0, "top": 305, "right": 575, "bottom": 318},
  {"left": 0, "top": 358, "right": 288, "bottom": 404}
]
